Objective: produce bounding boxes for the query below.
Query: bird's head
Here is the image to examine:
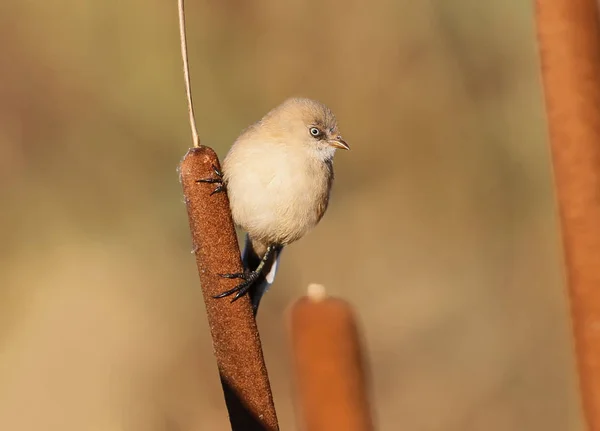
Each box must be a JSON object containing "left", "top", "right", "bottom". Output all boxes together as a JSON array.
[{"left": 259, "top": 97, "right": 349, "bottom": 161}]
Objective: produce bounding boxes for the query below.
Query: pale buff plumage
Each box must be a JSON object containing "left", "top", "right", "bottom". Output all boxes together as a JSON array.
[
  {"left": 223, "top": 97, "right": 347, "bottom": 256},
  {"left": 207, "top": 97, "right": 348, "bottom": 311}
]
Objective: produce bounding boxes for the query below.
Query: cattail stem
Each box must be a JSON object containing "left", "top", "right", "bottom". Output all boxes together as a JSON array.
[
  {"left": 177, "top": 0, "right": 200, "bottom": 148},
  {"left": 179, "top": 146, "right": 279, "bottom": 430},
  {"left": 535, "top": 0, "right": 600, "bottom": 428}
]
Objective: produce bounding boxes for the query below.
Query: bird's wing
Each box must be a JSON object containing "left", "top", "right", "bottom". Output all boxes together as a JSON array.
[{"left": 241, "top": 234, "right": 284, "bottom": 314}]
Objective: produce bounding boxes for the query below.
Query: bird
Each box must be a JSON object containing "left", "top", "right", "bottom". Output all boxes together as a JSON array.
[{"left": 197, "top": 97, "right": 349, "bottom": 313}]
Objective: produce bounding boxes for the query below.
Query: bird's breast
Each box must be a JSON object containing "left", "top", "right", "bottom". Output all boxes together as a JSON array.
[{"left": 223, "top": 144, "right": 332, "bottom": 245}]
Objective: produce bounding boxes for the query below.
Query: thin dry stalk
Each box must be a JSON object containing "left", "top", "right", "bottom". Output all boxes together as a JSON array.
[
  {"left": 179, "top": 147, "right": 279, "bottom": 430},
  {"left": 288, "top": 284, "right": 374, "bottom": 431},
  {"left": 177, "top": 0, "right": 200, "bottom": 147},
  {"left": 535, "top": 0, "right": 600, "bottom": 427}
]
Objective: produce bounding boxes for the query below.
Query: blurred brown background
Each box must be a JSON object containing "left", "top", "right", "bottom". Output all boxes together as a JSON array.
[{"left": 0, "top": 0, "right": 584, "bottom": 430}]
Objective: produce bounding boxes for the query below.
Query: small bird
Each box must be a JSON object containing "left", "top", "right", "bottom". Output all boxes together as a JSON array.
[{"left": 197, "top": 97, "right": 349, "bottom": 313}]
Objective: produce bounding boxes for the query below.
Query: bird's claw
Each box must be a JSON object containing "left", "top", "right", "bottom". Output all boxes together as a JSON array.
[
  {"left": 209, "top": 184, "right": 225, "bottom": 196},
  {"left": 196, "top": 164, "right": 225, "bottom": 195},
  {"left": 214, "top": 270, "right": 260, "bottom": 302},
  {"left": 218, "top": 272, "right": 248, "bottom": 279}
]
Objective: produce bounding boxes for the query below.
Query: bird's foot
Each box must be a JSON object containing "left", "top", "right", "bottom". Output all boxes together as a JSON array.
[
  {"left": 196, "top": 164, "right": 225, "bottom": 196},
  {"left": 214, "top": 270, "right": 260, "bottom": 302}
]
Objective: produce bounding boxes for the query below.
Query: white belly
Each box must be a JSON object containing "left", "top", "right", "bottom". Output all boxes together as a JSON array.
[{"left": 223, "top": 143, "right": 329, "bottom": 245}]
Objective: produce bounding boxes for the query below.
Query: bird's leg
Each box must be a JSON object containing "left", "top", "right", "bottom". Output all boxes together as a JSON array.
[
  {"left": 214, "top": 245, "right": 275, "bottom": 302},
  {"left": 196, "top": 164, "right": 225, "bottom": 196}
]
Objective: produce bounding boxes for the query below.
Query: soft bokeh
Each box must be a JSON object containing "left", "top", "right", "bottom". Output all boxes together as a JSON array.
[{"left": 0, "top": 0, "right": 583, "bottom": 430}]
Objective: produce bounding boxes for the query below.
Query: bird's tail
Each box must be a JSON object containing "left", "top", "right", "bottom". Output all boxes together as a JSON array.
[{"left": 241, "top": 234, "right": 283, "bottom": 314}]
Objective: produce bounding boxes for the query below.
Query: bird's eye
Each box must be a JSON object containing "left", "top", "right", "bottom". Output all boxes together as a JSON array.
[{"left": 309, "top": 127, "right": 322, "bottom": 137}]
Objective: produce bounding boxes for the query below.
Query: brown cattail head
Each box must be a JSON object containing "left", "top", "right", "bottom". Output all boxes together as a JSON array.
[
  {"left": 179, "top": 146, "right": 279, "bottom": 430},
  {"left": 288, "top": 284, "right": 375, "bottom": 431},
  {"left": 535, "top": 0, "right": 600, "bottom": 427}
]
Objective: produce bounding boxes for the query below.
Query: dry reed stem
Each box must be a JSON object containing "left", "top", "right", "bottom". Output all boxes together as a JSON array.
[
  {"left": 288, "top": 285, "right": 374, "bottom": 431},
  {"left": 177, "top": 0, "right": 200, "bottom": 147},
  {"left": 535, "top": 0, "right": 600, "bottom": 428},
  {"left": 179, "top": 146, "right": 279, "bottom": 430}
]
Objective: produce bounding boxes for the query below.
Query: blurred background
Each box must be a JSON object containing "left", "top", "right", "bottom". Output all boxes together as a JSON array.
[{"left": 0, "top": 0, "right": 583, "bottom": 430}]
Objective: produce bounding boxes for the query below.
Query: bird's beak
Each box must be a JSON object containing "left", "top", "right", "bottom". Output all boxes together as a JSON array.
[{"left": 328, "top": 137, "right": 350, "bottom": 150}]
